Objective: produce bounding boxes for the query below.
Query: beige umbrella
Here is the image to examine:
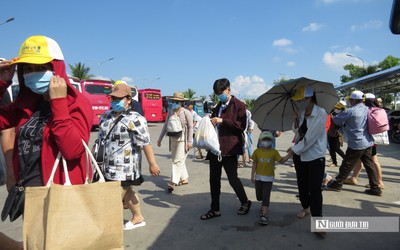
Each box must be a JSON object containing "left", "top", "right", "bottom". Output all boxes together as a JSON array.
[{"left": 251, "top": 77, "right": 339, "bottom": 132}]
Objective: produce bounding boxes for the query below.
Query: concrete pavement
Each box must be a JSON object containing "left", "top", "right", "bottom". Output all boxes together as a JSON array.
[{"left": 1, "top": 122, "right": 399, "bottom": 249}]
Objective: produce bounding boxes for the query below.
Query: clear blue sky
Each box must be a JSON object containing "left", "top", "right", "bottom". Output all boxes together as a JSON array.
[{"left": 1, "top": 0, "right": 398, "bottom": 99}]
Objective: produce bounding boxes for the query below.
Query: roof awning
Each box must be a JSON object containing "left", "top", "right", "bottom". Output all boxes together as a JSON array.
[{"left": 334, "top": 65, "right": 400, "bottom": 95}]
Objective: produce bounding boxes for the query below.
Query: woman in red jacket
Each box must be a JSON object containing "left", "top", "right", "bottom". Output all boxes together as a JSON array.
[{"left": 0, "top": 36, "right": 93, "bottom": 192}]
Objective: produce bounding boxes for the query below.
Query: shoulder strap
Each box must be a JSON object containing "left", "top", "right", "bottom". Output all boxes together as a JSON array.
[{"left": 104, "top": 114, "right": 124, "bottom": 141}]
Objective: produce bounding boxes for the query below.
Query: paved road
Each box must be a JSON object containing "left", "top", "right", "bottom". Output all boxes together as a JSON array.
[{"left": 1, "top": 122, "right": 399, "bottom": 249}]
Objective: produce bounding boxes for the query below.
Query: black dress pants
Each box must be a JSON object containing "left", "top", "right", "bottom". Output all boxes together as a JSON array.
[
  {"left": 294, "top": 154, "right": 325, "bottom": 217},
  {"left": 208, "top": 154, "right": 248, "bottom": 211}
]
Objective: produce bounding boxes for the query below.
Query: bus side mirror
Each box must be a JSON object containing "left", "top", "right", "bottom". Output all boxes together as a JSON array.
[{"left": 390, "top": 0, "right": 400, "bottom": 34}]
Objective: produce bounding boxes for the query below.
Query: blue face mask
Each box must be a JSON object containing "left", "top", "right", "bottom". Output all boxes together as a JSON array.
[
  {"left": 111, "top": 99, "right": 125, "bottom": 112},
  {"left": 168, "top": 102, "right": 180, "bottom": 111},
  {"left": 218, "top": 93, "right": 228, "bottom": 104},
  {"left": 23, "top": 71, "right": 53, "bottom": 94}
]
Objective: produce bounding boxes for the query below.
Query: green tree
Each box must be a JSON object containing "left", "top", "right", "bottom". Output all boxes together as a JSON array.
[
  {"left": 242, "top": 98, "right": 256, "bottom": 111},
  {"left": 69, "top": 62, "right": 94, "bottom": 80},
  {"left": 183, "top": 88, "right": 196, "bottom": 100},
  {"left": 209, "top": 92, "right": 218, "bottom": 104},
  {"left": 273, "top": 77, "right": 291, "bottom": 85},
  {"left": 379, "top": 55, "right": 400, "bottom": 70},
  {"left": 340, "top": 64, "right": 379, "bottom": 83}
]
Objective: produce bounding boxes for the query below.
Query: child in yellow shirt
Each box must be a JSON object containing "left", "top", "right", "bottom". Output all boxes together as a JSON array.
[{"left": 251, "top": 131, "right": 290, "bottom": 225}]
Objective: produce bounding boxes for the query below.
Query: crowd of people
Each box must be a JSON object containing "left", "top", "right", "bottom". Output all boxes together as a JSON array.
[{"left": 0, "top": 35, "right": 391, "bottom": 247}]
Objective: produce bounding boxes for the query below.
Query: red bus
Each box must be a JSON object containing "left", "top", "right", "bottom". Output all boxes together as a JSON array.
[
  {"left": 138, "top": 88, "right": 163, "bottom": 122},
  {"left": 162, "top": 96, "right": 172, "bottom": 122},
  {"left": 80, "top": 79, "right": 113, "bottom": 127}
]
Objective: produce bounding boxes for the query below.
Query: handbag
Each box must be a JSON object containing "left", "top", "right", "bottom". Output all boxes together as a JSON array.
[
  {"left": 93, "top": 114, "right": 124, "bottom": 164},
  {"left": 372, "top": 131, "right": 390, "bottom": 145},
  {"left": 23, "top": 140, "right": 123, "bottom": 250},
  {"left": 1, "top": 142, "right": 36, "bottom": 222},
  {"left": 1, "top": 184, "right": 25, "bottom": 222}
]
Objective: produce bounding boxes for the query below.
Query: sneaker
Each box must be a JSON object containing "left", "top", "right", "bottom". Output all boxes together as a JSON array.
[
  {"left": 259, "top": 215, "right": 269, "bottom": 225},
  {"left": 328, "top": 163, "right": 338, "bottom": 167},
  {"left": 326, "top": 180, "right": 342, "bottom": 191},
  {"left": 365, "top": 188, "right": 382, "bottom": 196}
]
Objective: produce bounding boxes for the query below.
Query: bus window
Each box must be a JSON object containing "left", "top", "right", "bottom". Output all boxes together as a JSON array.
[
  {"left": 138, "top": 88, "right": 163, "bottom": 122},
  {"left": 162, "top": 96, "right": 172, "bottom": 121}
]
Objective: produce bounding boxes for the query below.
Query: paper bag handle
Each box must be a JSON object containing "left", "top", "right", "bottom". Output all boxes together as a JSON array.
[{"left": 45, "top": 140, "right": 105, "bottom": 187}]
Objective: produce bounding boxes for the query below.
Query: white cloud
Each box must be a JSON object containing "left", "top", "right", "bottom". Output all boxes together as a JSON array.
[
  {"left": 344, "top": 45, "right": 363, "bottom": 52},
  {"left": 273, "top": 38, "right": 297, "bottom": 54},
  {"left": 272, "top": 38, "right": 293, "bottom": 47},
  {"left": 302, "top": 22, "right": 323, "bottom": 32},
  {"left": 272, "top": 57, "right": 281, "bottom": 63},
  {"left": 121, "top": 76, "right": 134, "bottom": 83},
  {"left": 350, "top": 20, "right": 382, "bottom": 31},
  {"left": 281, "top": 47, "right": 298, "bottom": 54},
  {"left": 231, "top": 75, "right": 273, "bottom": 98},
  {"left": 323, "top": 51, "right": 365, "bottom": 72},
  {"left": 287, "top": 61, "right": 296, "bottom": 67}
]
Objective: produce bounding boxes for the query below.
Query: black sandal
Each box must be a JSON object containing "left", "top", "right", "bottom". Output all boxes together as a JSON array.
[
  {"left": 200, "top": 210, "right": 221, "bottom": 220},
  {"left": 237, "top": 200, "right": 252, "bottom": 215}
]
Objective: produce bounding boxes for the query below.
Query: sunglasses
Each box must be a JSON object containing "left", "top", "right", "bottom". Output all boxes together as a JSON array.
[{"left": 109, "top": 96, "right": 127, "bottom": 102}]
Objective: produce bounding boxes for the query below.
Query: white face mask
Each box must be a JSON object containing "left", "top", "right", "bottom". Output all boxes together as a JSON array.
[
  {"left": 334, "top": 109, "right": 342, "bottom": 114},
  {"left": 260, "top": 141, "right": 272, "bottom": 148}
]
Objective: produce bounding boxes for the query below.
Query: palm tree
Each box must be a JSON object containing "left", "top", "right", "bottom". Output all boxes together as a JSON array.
[
  {"left": 209, "top": 92, "right": 218, "bottom": 104},
  {"left": 69, "top": 62, "right": 94, "bottom": 80},
  {"left": 183, "top": 88, "right": 196, "bottom": 100}
]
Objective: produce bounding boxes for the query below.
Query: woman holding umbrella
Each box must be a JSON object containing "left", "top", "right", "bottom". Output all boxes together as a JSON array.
[{"left": 286, "top": 86, "right": 327, "bottom": 227}]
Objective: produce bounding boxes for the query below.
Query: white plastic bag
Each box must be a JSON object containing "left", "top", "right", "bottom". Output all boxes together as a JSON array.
[
  {"left": 193, "top": 116, "right": 221, "bottom": 160},
  {"left": 372, "top": 131, "right": 389, "bottom": 145}
]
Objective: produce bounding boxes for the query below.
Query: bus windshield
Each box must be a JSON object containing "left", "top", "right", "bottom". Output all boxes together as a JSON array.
[
  {"left": 138, "top": 89, "right": 163, "bottom": 122},
  {"left": 85, "top": 85, "right": 112, "bottom": 95}
]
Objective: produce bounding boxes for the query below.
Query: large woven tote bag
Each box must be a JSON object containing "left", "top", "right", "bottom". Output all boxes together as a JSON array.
[{"left": 23, "top": 140, "right": 124, "bottom": 250}]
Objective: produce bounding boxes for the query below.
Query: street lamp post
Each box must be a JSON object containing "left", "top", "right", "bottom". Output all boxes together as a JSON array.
[
  {"left": 149, "top": 77, "right": 160, "bottom": 87},
  {"left": 0, "top": 17, "right": 15, "bottom": 26},
  {"left": 96, "top": 57, "right": 114, "bottom": 77},
  {"left": 346, "top": 53, "right": 365, "bottom": 69}
]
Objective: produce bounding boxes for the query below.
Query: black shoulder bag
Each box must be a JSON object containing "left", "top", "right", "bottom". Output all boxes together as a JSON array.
[
  {"left": 92, "top": 114, "right": 124, "bottom": 181},
  {"left": 1, "top": 146, "right": 35, "bottom": 222}
]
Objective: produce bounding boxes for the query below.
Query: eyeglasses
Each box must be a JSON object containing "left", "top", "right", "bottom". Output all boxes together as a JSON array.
[{"left": 171, "top": 101, "right": 181, "bottom": 104}]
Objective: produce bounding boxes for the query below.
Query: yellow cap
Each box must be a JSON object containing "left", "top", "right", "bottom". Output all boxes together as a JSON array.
[
  {"left": 12, "top": 35, "right": 64, "bottom": 65},
  {"left": 335, "top": 100, "right": 347, "bottom": 109},
  {"left": 114, "top": 80, "right": 127, "bottom": 86},
  {"left": 291, "top": 85, "right": 314, "bottom": 101}
]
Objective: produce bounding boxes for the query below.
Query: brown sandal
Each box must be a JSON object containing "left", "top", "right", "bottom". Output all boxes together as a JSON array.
[{"left": 179, "top": 180, "right": 189, "bottom": 185}]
